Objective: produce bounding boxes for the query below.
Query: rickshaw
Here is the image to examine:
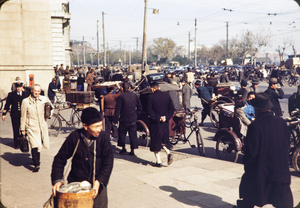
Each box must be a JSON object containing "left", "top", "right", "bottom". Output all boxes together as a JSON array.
[
  {"left": 136, "top": 74, "right": 205, "bottom": 156},
  {"left": 213, "top": 103, "right": 243, "bottom": 162},
  {"left": 209, "top": 83, "right": 236, "bottom": 128}
]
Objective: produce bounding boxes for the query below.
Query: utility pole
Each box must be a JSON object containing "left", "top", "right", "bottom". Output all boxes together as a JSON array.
[
  {"left": 142, "top": 0, "right": 148, "bottom": 72},
  {"left": 226, "top": 21, "right": 229, "bottom": 58},
  {"left": 102, "top": 11, "right": 106, "bottom": 67},
  {"left": 129, "top": 45, "right": 132, "bottom": 65},
  {"left": 194, "top": 18, "right": 197, "bottom": 67},
  {"left": 188, "top": 31, "right": 191, "bottom": 65},
  {"left": 132, "top": 37, "right": 139, "bottom": 51},
  {"left": 106, "top": 42, "right": 109, "bottom": 65},
  {"left": 83, "top": 36, "right": 86, "bottom": 66},
  {"left": 124, "top": 45, "right": 126, "bottom": 65},
  {"left": 97, "top": 20, "right": 99, "bottom": 66}
]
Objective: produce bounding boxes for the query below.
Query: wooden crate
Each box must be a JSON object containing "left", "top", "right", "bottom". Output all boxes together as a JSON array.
[
  {"left": 76, "top": 103, "right": 95, "bottom": 109},
  {"left": 66, "top": 91, "right": 95, "bottom": 104}
]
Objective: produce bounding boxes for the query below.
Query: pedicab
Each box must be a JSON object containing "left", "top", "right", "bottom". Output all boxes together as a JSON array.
[
  {"left": 209, "top": 83, "right": 236, "bottom": 128},
  {"left": 213, "top": 102, "right": 244, "bottom": 162}
]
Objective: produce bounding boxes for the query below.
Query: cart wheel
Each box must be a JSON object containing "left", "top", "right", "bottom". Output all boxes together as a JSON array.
[
  {"left": 210, "top": 101, "right": 225, "bottom": 128},
  {"left": 216, "top": 134, "right": 238, "bottom": 162},
  {"left": 292, "top": 147, "right": 300, "bottom": 175},
  {"left": 169, "top": 135, "right": 178, "bottom": 145},
  {"left": 196, "top": 130, "right": 205, "bottom": 156},
  {"left": 137, "top": 121, "right": 151, "bottom": 147},
  {"left": 48, "top": 114, "right": 62, "bottom": 137}
]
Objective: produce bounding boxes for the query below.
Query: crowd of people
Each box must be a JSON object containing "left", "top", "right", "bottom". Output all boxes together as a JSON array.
[{"left": 2, "top": 62, "right": 300, "bottom": 208}]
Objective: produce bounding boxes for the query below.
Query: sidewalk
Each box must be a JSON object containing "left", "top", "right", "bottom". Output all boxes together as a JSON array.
[{"left": 1, "top": 115, "right": 300, "bottom": 208}]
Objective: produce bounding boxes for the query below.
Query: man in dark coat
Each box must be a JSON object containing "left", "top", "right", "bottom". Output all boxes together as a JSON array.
[
  {"left": 237, "top": 93, "right": 293, "bottom": 208},
  {"left": 51, "top": 107, "right": 114, "bottom": 208},
  {"left": 47, "top": 78, "right": 58, "bottom": 103},
  {"left": 2, "top": 81, "right": 29, "bottom": 149},
  {"left": 219, "top": 69, "right": 230, "bottom": 83},
  {"left": 264, "top": 78, "right": 284, "bottom": 116},
  {"left": 237, "top": 79, "right": 248, "bottom": 101},
  {"left": 147, "top": 81, "right": 175, "bottom": 167},
  {"left": 288, "top": 85, "right": 300, "bottom": 116},
  {"left": 114, "top": 82, "right": 142, "bottom": 156}
]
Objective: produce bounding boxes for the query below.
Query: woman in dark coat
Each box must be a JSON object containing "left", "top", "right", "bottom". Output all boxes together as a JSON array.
[
  {"left": 237, "top": 93, "right": 293, "bottom": 208},
  {"left": 147, "top": 82, "right": 175, "bottom": 167}
]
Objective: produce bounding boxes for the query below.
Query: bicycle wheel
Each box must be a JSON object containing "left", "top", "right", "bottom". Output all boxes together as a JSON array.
[
  {"left": 71, "top": 110, "right": 82, "bottom": 129},
  {"left": 196, "top": 130, "right": 205, "bottom": 156},
  {"left": 292, "top": 147, "right": 300, "bottom": 175},
  {"left": 210, "top": 101, "right": 225, "bottom": 128},
  {"left": 288, "top": 79, "right": 294, "bottom": 87},
  {"left": 137, "top": 121, "right": 151, "bottom": 147},
  {"left": 48, "top": 114, "right": 62, "bottom": 137},
  {"left": 216, "top": 134, "right": 238, "bottom": 162}
]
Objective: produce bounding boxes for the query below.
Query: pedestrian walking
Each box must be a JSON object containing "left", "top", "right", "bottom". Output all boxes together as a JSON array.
[
  {"left": 264, "top": 78, "right": 284, "bottom": 117},
  {"left": 20, "top": 84, "right": 53, "bottom": 172},
  {"left": 182, "top": 81, "right": 192, "bottom": 111},
  {"left": 288, "top": 85, "right": 300, "bottom": 116},
  {"left": 219, "top": 69, "right": 230, "bottom": 83},
  {"left": 77, "top": 73, "right": 85, "bottom": 91},
  {"left": 47, "top": 78, "right": 58, "bottom": 103},
  {"left": 114, "top": 82, "right": 142, "bottom": 156},
  {"left": 2, "top": 81, "right": 29, "bottom": 149},
  {"left": 104, "top": 87, "right": 120, "bottom": 140},
  {"left": 51, "top": 107, "right": 114, "bottom": 208},
  {"left": 147, "top": 81, "right": 175, "bottom": 167},
  {"left": 86, "top": 69, "right": 95, "bottom": 91},
  {"left": 236, "top": 93, "right": 293, "bottom": 208}
]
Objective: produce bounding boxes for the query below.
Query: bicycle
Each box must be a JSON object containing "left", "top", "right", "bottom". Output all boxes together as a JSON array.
[
  {"left": 288, "top": 75, "right": 300, "bottom": 87},
  {"left": 169, "top": 107, "right": 205, "bottom": 156},
  {"left": 285, "top": 109, "right": 300, "bottom": 175},
  {"left": 48, "top": 102, "right": 82, "bottom": 137}
]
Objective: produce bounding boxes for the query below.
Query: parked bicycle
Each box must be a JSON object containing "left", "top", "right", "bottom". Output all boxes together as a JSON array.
[
  {"left": 48, "top": 102, "right": 82, "bottom": 137},
  {"left": 169, "top": 107, "right": 205, "bottom": 156}
]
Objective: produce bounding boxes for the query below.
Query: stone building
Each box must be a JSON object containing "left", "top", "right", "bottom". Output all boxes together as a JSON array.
[{"left": 0, "top": 0, "right": 71, "bottom": 97}]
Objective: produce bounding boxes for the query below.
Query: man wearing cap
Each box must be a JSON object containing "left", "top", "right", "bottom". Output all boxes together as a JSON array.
[
  {"left": 2, "top": 81, "right": 29, "bottom": 149},
  {"left": 194, "top": 80, "right": 213, "bottom": 126},
  {"left": 264, "top": 77, "right": 284, "bottom": 117},
  {"left": 47, "top": 78, "right": 58, "bottom": 103},
  {"left": 114, "top": 82, "right": 142, "bottom": 156},
  {"left": 246, "top": 79, "right": 259, "bottom": 95},
  {"left": 237, "top": 93, "right": 293, "bottom": 208},
  {"left": 237, "top": 79, "right": 248, "bottom": 101},
  {"left": 51, "top": 107, "right": 113, "bottom": 208}
]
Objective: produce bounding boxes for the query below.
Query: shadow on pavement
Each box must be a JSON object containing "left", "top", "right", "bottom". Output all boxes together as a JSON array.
[
  {"left": 1, "top": 152, "right": 33, "bottom": 171},
  {"left": 111, "top": 144, "right": 152, "bottom": 166},
  {"left": 0, "top": 137, "right": 15, "bottom": 149},
  {"left": 159, "top": 185, "right": 233, "bottom": 207}
]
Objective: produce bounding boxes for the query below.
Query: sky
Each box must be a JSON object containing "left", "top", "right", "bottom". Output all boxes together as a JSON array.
[{"left": 69, "top": 0, "right": 300, "bottom": 55}]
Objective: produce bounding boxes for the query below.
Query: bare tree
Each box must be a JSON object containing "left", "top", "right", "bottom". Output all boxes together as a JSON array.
[{"left": 152, "top": 38, "right": 176, "bottom": 63}]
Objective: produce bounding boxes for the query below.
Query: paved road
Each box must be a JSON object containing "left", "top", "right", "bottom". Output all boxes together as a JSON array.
[{"left": 0, "top": 81, "right": 300, "bottom": 208}]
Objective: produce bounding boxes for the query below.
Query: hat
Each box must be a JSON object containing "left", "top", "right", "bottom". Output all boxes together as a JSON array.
[
  {"left": 240, "top": 79, "right": 248, "bottom": 87},
  {"left": 14, "top": 81, "right": 24, "bottom": 87},
  {"left": 252, "top": 79, "right": 259, "bottom": 85},
  {"left": 194, "top": 80, "right": 201, "bottom": 86},
  {"left": 249, "top": 93, "right": 273, "bottom": 111},
  {"left": 81, "top": 107, "right": 103, "bottom": 125},
  {"left": 269, "top": 78, "right": 278, "bottom": 84},
  {"left": 52, "top": 78, "right": 56, "bottom": 82}
]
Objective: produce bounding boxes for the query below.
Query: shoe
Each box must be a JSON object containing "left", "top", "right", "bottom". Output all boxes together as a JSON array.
[
  {"left": 152, "top": 163, "right": 162, "bottom": 168},
  {"left": 199, "top": 122, "right": 204, "bottom": 126},
  {"left": 33, "top": 165, "right": 40, "bottom": 173},
  {"left": 129, "top": 151, "right": 136, "bottom": 156},
  {"left": 119, "top": 149, "right": 127, "bottom": 155},
  {"left": 167, "top": 154, "right": 174, "bottom": 165}
]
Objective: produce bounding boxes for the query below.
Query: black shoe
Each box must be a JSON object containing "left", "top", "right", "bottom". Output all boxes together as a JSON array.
[
  {"left": 33, "top": 165, "right": 40, "bottom": 173},
  {"left": 129, "top": 151, "right": 136, "bottom": 156},
  {"left": 152, "top": 163, "right": 162, "bottom": 167},
  {"left": 119, "top": 149, "right": 127, "bottom": 155},
  {"left": 167, "top": 154, "right": 174, "bottom": 165}
]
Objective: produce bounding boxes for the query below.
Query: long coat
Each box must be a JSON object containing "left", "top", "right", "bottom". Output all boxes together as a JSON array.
[
  {"left": 264, "top": 87, "right": 284, "bottom": 116},
  {"left": 147, "top": 90, "right": 174, "bottom": 152},
  {"left": 239, "top": 111, "right": 293, "bottom": 207},
  {"left": 20, "top": 95, "right": 52, "bottom": 151},
  {"left": 3, "top": 90, "right": 29, "bottom": 118}
]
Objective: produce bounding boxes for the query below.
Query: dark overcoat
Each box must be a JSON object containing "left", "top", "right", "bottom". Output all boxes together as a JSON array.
[
  {"left": 3, "top": 90, "right": 29, "bottom": 118},
  {"left": 147, "top": 90, "right": 175, "bottom": 151},
  {"left": 239, "top": 111, "right": 293, "bottom": 207},
  {"left": 264, "top": 87, "right": 284, "bottom": 116}
]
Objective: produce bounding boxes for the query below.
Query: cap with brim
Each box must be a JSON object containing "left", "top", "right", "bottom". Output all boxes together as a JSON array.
[
  {"left": 249, "top": 92, "right": 273, "bottom": 111},
  {"left": 14, "top": 81, "right": 24, "bottom": 87},
  {"left": 240, "top": 79, "right": 248, "bottom": 87},
  {"left": 269, "top": 78, "right": 278, "bottom": 84},
  {"left": 194, "top": 80, "right": 201, "bottom": 86}
]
